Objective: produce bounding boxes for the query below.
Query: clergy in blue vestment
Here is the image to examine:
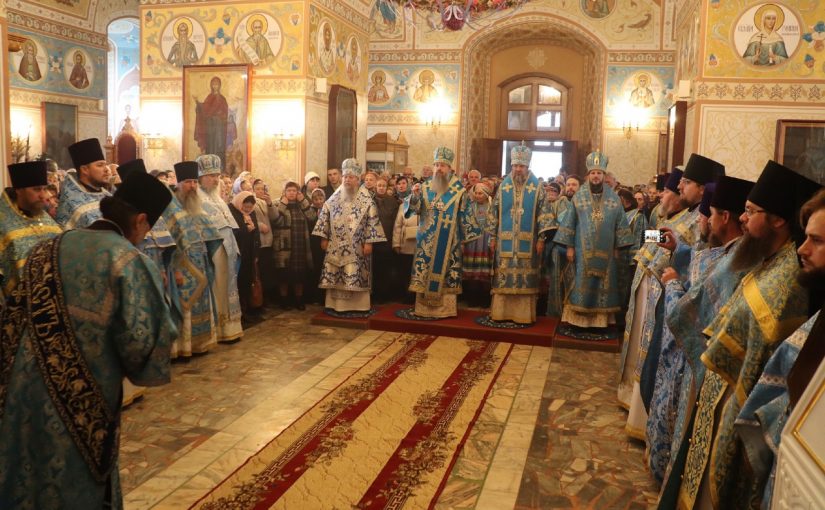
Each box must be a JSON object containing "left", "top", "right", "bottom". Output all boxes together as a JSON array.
[
  {"left": 56, "top": 138, "right": 111, "bottom": 229},
  {"left": 405, "top": 147, "right": 480, "bottom": 318},
  {"left": 676, "top": 161, "right": 820, "bottom": 510},
  {"left": 555, "top": 150, "right": 633, "bottom": 329},
  {"left": 197, "top": 154, "right": 244, "bottom": 343},
  {"left": 626, "top": 154, "right": 724, "bottom": 439},
  {"left": 646, "top": 177, "right": 753, "bottom": 483},
  {"left": 166, "top": 161, "right": 224, "bottom": 358},
  {"left": 313, "top": 158, "right": 385, "bottom": 312},
  {"left": 487, "top": 143, "right": 556, "bottom": 324},
  {"left": 0, "top": 170, "right": 176, "bottom": 509},
  {"left": 545, "top": 181, "right": 571, "bottom": 317},
  {"left": 0, "top": 161, "right": 62, "bottom": 297},
  {"left": 733, "top": 189, "right": 825, "bottom": 509}
]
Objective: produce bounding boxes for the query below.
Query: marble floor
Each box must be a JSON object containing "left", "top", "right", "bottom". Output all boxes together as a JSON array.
[{"left": 120, "top": 306, "right": 658, "bottom": 509}]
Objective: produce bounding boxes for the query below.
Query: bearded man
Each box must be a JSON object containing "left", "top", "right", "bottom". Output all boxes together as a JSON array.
[
  {"left": 56, "top": 138, "right": 110, "bottom": 229},
  {"left": 676, "top": 161, "right": 820, "bottom": 510},
  {"left": 197, "top": 154, "right": 243, "bottom": 343},
  {"left": 0, "top": 161, "right": 62, "bottom": 297},
  {"left": 555, "top": 150, "right": 633, "bottom": 331},
  {"left": 486, "top": 144, "right": 555, "bottom": 324},
  {"left": 744, "top": 189, "right": 825, "bottom": 509},
  {"left": 312, "top": 159, "right": 385, "bottom": 313},
  {"left": 405, "top": 147, "right": 480, "bottom": 318}
]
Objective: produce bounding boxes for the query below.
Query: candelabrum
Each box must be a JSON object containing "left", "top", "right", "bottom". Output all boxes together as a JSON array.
[{"left": 10, "top": 134, "right": 31, "bottom": 163}]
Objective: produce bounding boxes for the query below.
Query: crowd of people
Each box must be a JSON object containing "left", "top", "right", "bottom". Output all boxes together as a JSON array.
[{"left": 0, "top": 136, "right": 823, "bottom": 509}]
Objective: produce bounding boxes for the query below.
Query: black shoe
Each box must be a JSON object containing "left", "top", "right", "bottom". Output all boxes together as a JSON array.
[{"left": 296, "top": 302, "right": 306, "bottom": 311}]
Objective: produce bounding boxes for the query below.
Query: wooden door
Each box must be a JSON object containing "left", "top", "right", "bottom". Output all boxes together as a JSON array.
[{"left": 473, "top": 138, "right": 503, "bottom": 176}]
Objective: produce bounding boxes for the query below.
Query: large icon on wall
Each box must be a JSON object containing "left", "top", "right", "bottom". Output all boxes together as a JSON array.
[
  {"left": 234, "top": 12, "right": 282, "bottom": 66},
  {"left": 775, "top": 120, "right": 825, "bottom": 185},
  {"left": 412, "top": 69, "right": 439, "bottom": 103},
  {"left": 65, "top": 49, "right": 93, "bottom": 90},
  {"left": 183, "top": 64, "right": 251, "bottom": 178},
  {"left": 42, "top": 102, "right": 78, "bottom": 170},
  {"left": 14, "top": 38, "right": 47, "bottom": 83},
  {"left": 580, "top": 0, "right": 615, "bottom": 19},
  {"left": 733, "top": 3, "right": 802, "bottom": 67},
  {"left": 162, "top": 16, "right": 206, "bottom": 68},
  {"left": 316, "top": 19, "right": 337, "bottom": 76}
]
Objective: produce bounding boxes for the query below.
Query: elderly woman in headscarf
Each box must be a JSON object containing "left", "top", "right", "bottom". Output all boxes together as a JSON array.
[
  {"left": 306, "top": 187, "right": 327, "bottom": 305},
  {"left": 228, "top": 190, "right": 262, "bottom": 325},
  {"left": 232, "top": 171, "right": 254, "bottom": 195},
  {"left": 462, "top": 183, "right": 494, "bottom": 307},
  {"left": 273, "top": 181, "right": 317, "bottom": 310}
]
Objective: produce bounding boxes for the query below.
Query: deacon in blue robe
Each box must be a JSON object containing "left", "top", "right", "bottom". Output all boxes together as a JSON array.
[
  {"left": 487, "top": 144, "right": 556, "bottom": 324},
  {"left": 0, "top": 161, "right": 62, "bottom": 296},
  {"left": 544, "top": 189, "right": 569, "bottom": 317},
  {"left": 0, "top": 171, "right": 176, "bottom": 510},
  {"left": 555, "top": 150, "right": 633, "bottom": 329},
  {"left": 405, "top": 146, "right": 480, "bottom": 318},
  {"left": 56, "top": 138, "right": 111, "bottom": 229}
]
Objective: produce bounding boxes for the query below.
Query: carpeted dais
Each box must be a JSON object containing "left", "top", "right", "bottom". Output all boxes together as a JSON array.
[{"left": 191, "top": 333, "right": 512, "bottom": 509}]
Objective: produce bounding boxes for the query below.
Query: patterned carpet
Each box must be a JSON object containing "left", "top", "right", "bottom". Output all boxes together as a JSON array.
[{"left": 190, "top": 333, "right": 512, "bottom": 509}]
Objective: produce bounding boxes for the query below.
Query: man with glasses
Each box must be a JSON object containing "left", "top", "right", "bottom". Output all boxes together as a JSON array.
[{"left": 674, "top": 160, "right": 820, "bottom": 510}]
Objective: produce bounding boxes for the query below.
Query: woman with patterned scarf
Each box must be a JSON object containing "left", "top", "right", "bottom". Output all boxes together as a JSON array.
[{"left": 273, "top": 181, "right": 317, "bottom": 309}]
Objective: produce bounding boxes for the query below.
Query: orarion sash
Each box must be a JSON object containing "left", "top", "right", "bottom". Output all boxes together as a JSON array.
[
  {"left": 423, "top": 180, "right": 463, "bottom": 298},
  {"left": 16, "top": 235, "right": 119, "bottom": 482}
]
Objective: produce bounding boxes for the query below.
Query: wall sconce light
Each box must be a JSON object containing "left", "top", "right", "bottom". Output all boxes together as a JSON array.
[
  {"left": 623, "top": 119, "right": 639, "bottom": 139},
  {"left": 620, "top": 104, "right": 645, "bottom": 139},
  {"left": 275, "top": 133, "right": 297, "bottom": 152},
  {"left": 143, "top": 134, "right": 166, "bottom": 150},
  {"left": 419, "top": 96, "right": 451, "bottom": 131}
]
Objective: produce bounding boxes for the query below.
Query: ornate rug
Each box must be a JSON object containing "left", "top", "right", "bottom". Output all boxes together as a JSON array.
[
  {"left": 395, "top": 307, "right": 442, "bottom": 321},
  {"left": 323, "top": 307, "right": 377, "bottom": 319},
  {"left": 555, "top": 323, "right": 618, "bottom": 341},
  {"left": 191, "top": 333, "right": 512, "bottom": 509}
]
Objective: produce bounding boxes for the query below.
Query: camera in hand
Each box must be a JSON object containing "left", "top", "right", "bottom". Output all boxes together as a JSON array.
[{"left": 644, "top": 229, "right": 667, "bottom": 243}]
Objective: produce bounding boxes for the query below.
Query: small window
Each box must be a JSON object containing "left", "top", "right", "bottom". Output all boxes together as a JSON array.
[
  {"left": 508, "top": 111, "right": 531, "bottom": 131},
  {"left": 538, "top": 85, "right": 562, "bottom": 105},
  {"left": 537, "top": 111, "right": 561, "bottom": 131},
  {"left": 508, "top": 85, "right": 532, "bottom": 104},
  {"left": 500, "top": 75, "right": 569, "bottom": 140}
]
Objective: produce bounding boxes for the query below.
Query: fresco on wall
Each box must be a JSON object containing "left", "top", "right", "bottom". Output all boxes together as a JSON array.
[
  {"left": 234, "top": 12, "right": 282, "bottom": 66},
  {"left": 369, "top": 0, "right": 405, "bottom": 41},
  {"left": 705, "top": 1, "right": 820, "bottom": 77},
  {"left": 9, "top": 29, "right": 106, "bottom": 98},
  {"left": 141, "top": 2, "right": 303, "bottom": 78},
  {"left": 605, "top": 66, "right": 674, "bottom": 116},
  {"left": 367, "top": 64, "right": 460, "bottom": 113},
  {"left": 65, "top": 49, "right": 93, "bottom": 90},
  {"left": 580, "top": 0, "right": 616, "bottom": 19},
  {"left": 733, "top": 3, "right": 800, "bottom": 67},
  {"left": 162, "top": 16, "right": 205, "bottom": 67},
  {"left": 308, "top": 5, "right": 369, "bottom": 91},
  {"left": 676, "top": 6, "right": 701, "bottom": 82},
  {"left": 32, "top": 0, "right": 91, "bottom": 17}
]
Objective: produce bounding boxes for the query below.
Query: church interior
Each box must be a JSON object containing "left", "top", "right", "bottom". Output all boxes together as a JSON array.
[{"left": 2, "top": 0, "right": 825, "bottom": 508}]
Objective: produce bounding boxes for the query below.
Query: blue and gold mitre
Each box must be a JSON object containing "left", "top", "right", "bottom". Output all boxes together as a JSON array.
[
  {"left": 433, "top": 146, "right": 455, "bottom": 166},
  {"left": 511, "top": 142, "right": 532, "bottom": 167},
  {"left": 341, "top": 158, "right": 363, "bottom": 177},
  {"left": 196, "top": 154, "right": 222, "bottom": 176},
  {"left": 585, "top": 150, "right": 609, "bottom": 172}
]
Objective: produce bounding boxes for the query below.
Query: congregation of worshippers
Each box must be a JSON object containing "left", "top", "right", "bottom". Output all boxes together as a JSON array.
[{"left": 2, "top": 133, "right": 825, "bottom": 509}]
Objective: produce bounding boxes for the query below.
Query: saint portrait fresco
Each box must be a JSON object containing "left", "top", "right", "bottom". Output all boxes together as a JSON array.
[
  {"left": 733, "top": 2, "right": 801, "bottom": 67},
  {"left": 65, "top": 49, "right": 92, "bottom": 90},
  {"left": 412, "top": 69, "right": 438, "bottom": 103},
  {"left": 345, "top": 36, "right": 362, "bottom": 82},
  {"left": 580, "top": 0, "right": 615, "bottom": 19},
  {"left": 628, "top": 72, "right": 655, "bottom": 108},
  {"left": 367, "top": 69, "right": 392, "bottom": 105},
  {"left": 161, "top": 16, "right": 205, "bottom": 68},
  {"left": 234, "top": 12, "right": 282, "bottom": 66},
  {"left": 316, "top": 20, "right": 337, "bottom": 76},
  {"left": 16, "top": 39, "right": 46, "bottom": 83}
]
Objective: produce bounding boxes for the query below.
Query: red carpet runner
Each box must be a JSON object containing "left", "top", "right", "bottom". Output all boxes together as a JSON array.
[{"left": 191, "top": 333, "right": 512, "bottom": 509}]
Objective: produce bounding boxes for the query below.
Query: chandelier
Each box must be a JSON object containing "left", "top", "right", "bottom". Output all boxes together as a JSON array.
[{"left": 376, "top": 0, "right": 529, "bottom": 32}]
